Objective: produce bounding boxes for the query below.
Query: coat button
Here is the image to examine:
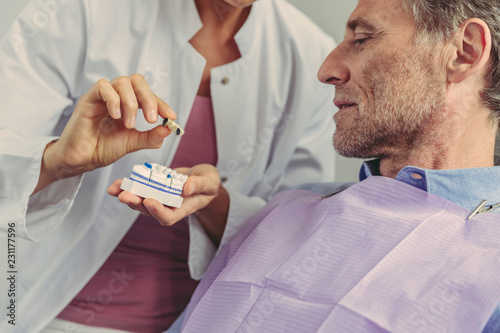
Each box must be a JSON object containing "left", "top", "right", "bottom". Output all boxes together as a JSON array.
[{"left": 221, "top": 76, "right": 230, "bottom": 85}]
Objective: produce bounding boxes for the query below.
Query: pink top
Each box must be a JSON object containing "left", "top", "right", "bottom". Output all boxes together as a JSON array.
[{"left": 58, "top": 96, "right": 218, "bottom": 332}]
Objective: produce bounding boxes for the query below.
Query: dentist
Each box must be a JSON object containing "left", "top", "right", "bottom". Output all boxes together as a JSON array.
[{"left": 0, "top": 0, "right": 336, "bottom": 332}]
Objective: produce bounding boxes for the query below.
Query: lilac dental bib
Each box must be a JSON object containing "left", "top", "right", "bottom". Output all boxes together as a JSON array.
[{"left": 182, "top": 176, "right": 500, "bottom": 333}]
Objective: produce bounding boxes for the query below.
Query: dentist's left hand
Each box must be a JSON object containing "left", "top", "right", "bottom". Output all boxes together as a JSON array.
[{"left": 34, "top": 74, "right": 176, "bottom": 193}]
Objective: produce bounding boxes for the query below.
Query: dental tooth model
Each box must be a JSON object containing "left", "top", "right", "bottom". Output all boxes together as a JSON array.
[
  {"left": 120, "top": 162, "right": 188, "bottom": 208},
  {"left": 163, "top": 118, "right": 185, "bottom": 136}
]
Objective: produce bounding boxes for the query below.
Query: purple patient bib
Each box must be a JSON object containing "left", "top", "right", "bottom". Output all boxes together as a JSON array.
[{"left": 182, "top": 176, "right": 500, "bottom": 333}]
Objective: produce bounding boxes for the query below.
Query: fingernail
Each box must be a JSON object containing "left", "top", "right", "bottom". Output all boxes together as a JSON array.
[
  {"left": 185, "top": 184, "right": 195, "bottom": 196},
  {"left": 149, "top": 109, "right": 158, "bottom": 123},
  {"left": 127, "top": 116, "right": 136, "bottom": 128},
  {"left": 145, "top": 203, "right": 155, "bottom": 213},
  {"left": 112, "top": 109, "right": 121, "bottom": 119}
]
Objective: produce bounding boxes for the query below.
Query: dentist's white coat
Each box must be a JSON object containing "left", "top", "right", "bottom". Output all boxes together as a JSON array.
[{"left": 0, "top": 0, "right": 336, "bottom": 331}]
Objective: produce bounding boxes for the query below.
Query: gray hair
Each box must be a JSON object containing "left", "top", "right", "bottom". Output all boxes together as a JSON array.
[
  {"left": 401, "top": 0, "right": 500, "bottom": 126},
  {"left": 496, "top": 134, "right": 500, "bottom": 165}
]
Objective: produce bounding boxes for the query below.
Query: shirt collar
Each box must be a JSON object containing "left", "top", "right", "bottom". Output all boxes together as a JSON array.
[
  {"left": 360, "top": 159, "right": 500, "bottom": 211},
  {"left": 233, "top": 1, "right": 260, "bottom": 57},
  {"left": 171, "top": 0, "right": 203, "bottom": 43},
  {"left": 173, "top": 0, "right": 260, "bottom": 57}
]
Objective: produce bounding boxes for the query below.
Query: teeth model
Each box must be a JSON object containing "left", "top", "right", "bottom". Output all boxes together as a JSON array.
[
  {"left": 162, "top": 118, "right": 185, "bottom": 136},
  {"left": 120, "top": 162, "right": 188, "bottom": 208}
]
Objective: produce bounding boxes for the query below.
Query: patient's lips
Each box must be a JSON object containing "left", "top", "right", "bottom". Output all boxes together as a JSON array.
[{"left": 334, "top": 100, "right": 357, "bottom": 111}]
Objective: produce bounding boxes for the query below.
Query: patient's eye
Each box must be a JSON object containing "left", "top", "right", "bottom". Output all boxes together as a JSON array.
[
  {"left": 354, "top": 38, "right": 368, "bottom": 45},
  {"left": 353, "top": 34, "right": 370, "bottom": 46}
]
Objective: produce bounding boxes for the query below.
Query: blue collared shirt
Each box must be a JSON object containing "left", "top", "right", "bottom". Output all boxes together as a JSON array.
[
  {"left": 360, "top": 159, "right": 500, "bottom": 211},
  {"left": 361, "top": 159, "right": 500, "bottom": 332}
]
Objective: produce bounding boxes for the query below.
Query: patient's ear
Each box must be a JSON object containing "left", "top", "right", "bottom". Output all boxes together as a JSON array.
[{"left": 447, "top": 18, "right": 491, "bottom": 84}]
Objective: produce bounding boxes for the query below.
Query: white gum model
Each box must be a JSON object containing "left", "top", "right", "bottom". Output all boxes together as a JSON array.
[{"left": 120, "top": 162, "right": 188, "bottom": 207}]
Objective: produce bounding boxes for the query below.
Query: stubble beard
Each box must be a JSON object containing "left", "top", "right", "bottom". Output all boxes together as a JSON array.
[{"left": 333, "top": 43, "right": 446, "bottom": 159}]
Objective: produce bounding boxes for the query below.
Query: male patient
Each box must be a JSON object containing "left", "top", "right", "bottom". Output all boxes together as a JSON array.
[
  {"left": 110, "top": 0, "right": 500, "bottom": 331},
  {"left": 158, "top": 0, "right": 500, "bottom": 331}
]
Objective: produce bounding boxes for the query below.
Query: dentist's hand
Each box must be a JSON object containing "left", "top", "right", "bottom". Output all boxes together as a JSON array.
[
  {"left": 35, "top": 74, "right": 176, "bottom": 193},
  {"left": 108, "top": 164, "right": 229, "bottom": 245}
]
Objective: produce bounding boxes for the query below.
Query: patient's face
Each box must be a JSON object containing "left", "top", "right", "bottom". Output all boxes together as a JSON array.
[{"left": 318, "top": 0, "right": 446, "bottom": 158}]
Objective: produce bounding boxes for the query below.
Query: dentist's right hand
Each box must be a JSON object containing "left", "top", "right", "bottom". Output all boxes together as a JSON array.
[{"left": 34, "top": 74, "right": 177, "bottom": 193}]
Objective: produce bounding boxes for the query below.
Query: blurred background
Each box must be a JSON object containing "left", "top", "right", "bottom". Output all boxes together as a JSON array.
[{"left": 0, "top": 0, "right": 362, "bottom": 182}]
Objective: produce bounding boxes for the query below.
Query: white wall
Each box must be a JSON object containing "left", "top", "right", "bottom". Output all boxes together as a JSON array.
[
  {"left": 287, "top": 0, "right": 361, "bottom": 182},
  {"left": 0, "top": 0, "right": 362, "bottom": 182},
  {"left": 287, "top": 0, "right": 356, "bottom": 43}
]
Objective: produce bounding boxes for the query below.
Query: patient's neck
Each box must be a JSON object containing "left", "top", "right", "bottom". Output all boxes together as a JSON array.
[{"left": 378, "top": 120, "right": 496, "bottom": 178}]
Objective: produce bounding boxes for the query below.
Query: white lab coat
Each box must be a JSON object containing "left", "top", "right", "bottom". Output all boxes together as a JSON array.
[{"left": 0, "top": 0, "right": 336, "bottom": 331}]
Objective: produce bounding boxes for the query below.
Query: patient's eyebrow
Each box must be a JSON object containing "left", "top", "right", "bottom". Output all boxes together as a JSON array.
[{"left": 347, "top": 18, "right": 378, "bottom": 32}]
